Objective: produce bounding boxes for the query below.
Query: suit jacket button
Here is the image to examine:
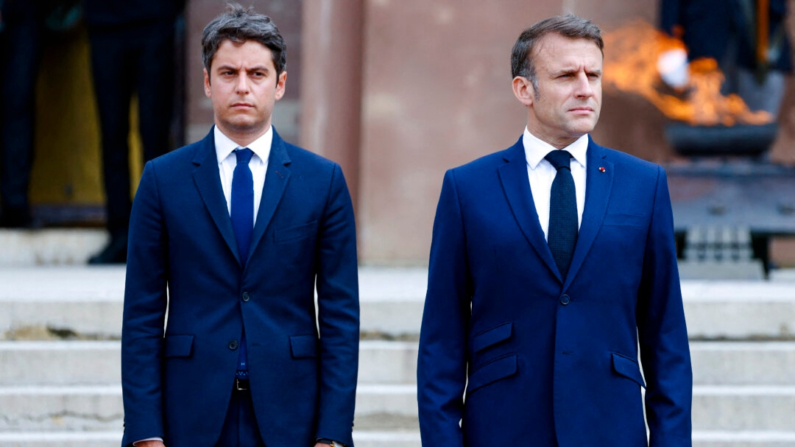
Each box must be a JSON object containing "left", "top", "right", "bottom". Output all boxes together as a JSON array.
[
  {"left": 228, "top": 340, "right": 239, "bottom": 350},
  {"left": 242, "top": 292, "right": 250, "bottom": 302},
  {"left": 560, "top": 294, "right": 570, "bottom": 305}
]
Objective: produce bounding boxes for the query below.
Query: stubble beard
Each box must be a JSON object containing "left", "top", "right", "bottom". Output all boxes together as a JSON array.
[{"left": 220, "top": 112, "right": 270, "bottom": 137}]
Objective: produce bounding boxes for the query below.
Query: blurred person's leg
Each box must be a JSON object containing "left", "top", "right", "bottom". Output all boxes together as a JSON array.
[
  {"left": 0, "top": 2, "right": 41, "bottom": 228},
  {"left": 136, "top": 19, "right": 174, "bottom": 162},
  {"left": 736, "top": 68, "right": 786, "bottom": 116},
  {"left": 718, "top": 35, "right": 786, "bottom": 117},
  {"left": 88, "top": 27, "right": 135, "bottom": 263}
]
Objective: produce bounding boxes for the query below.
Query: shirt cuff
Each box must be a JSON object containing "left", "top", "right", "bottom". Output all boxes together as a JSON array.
[
  {"left": 133, "top": 438, "right": 163, "bottom": 446},
  {"left": 316, "top": 439, "right": 345, "bottom": 447}
]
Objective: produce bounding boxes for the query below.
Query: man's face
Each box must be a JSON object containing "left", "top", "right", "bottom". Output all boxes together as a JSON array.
[
  {"left": 524, "top": 34, "right": 602, "bottom": 146},
  {"left": 204, "top": 39, "right": 286, "bottom": 137}
]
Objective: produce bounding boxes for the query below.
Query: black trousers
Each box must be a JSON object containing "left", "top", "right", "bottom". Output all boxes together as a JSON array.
[
  {"left": 88, "top": 20, "right": 174, "bottom": 237},
  {"left": 215, "top": 386, "right": 266, "bottom": 447},
  {"left": 0, "top": 2, "right": 42, "bottom": 219}
]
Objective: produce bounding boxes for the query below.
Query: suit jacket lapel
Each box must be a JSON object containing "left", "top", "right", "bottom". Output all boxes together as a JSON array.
[
  {"left": 563, "top": 137, "right": 614, "bottom": 290},
  {"left": 498, "top": 137, "right": 563, "bottom": 283},
  {"left": 246, "top": 129, "right": 292, "bottom": 266},
  {"left": 192, "top": 128, "right": 242, "bottom": 266}
]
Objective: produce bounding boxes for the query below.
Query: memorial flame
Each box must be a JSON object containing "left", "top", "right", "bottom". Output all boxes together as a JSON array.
[{"left": 602, "top": 21, "right": 773, "bottom": 126}]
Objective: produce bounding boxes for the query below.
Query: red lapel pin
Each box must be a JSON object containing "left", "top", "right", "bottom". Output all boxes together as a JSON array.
[{"left": 599, "top": 167, "right": 606, "bottom": 173}]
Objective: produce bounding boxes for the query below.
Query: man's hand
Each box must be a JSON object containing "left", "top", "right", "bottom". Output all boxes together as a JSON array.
[
  {"left": 134, "top": 441, "right": 165, "bottom": 447},
  {"left": 314, "top": 443, "right": 332, "bottom": 447}
]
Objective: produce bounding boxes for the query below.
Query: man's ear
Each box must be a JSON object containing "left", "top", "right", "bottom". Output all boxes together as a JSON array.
[
  {"left": 204, "top": 68, "right": 211, "bottom": 98},
  {"left": 512, "top": 76, "right": 534, "bottom": 107},
  {"left": 275, "top": 71, "right": 287, "bottom": 101}
]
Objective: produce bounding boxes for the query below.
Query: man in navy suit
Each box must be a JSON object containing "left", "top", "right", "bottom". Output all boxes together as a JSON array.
[
  {"left": 417, "top": 15, "right": 692, "bottom": 447},
  {"left": 121, "top": 5, "right": 358, "bottom": 447}
]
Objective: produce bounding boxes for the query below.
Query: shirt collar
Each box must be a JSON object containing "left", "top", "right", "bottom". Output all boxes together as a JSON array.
[
  {"left": 214, "top": 125, "right": 273, "bottom": 165},
  {"left": 523, "top": 127, "right": 588, "bottom": 170}
]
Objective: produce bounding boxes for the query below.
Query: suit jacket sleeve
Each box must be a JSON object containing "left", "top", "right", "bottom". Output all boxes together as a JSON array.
[
  {"left": 637, "top": 167, "right": 693, "bottom": 446},
  {"left": 417, "top": 169, "right": 472, "bottom": 447},
  {"left": 314, "top": 164, "right": 360, "bottom": 447},
  {"left": 121, "top": 161, "right": 169, "bottom": 445}
]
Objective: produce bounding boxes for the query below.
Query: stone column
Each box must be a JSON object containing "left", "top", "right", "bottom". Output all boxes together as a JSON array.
[{"left": 299, "top": 0, "right": 365, "bottom": 208}]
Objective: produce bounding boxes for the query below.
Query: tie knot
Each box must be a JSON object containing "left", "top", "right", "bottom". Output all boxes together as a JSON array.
[
  {"left": 545, "top": 150, "right": 572, "bottom": 171},
  {"left": 235, "top": 148, "right": 254, "bottom": 165}
]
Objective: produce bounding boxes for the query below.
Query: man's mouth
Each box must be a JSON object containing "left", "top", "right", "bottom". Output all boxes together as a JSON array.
[{"left": 231, "top": 103, "right": 254, "bottom": 109}]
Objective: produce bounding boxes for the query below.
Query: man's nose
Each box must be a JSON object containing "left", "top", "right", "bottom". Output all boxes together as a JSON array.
[
  {"left": 235, "top": 73, "right": 250, "bottom": 94},
  {"left": 574, "top": 72, "right": 594, "bottom": 97}
]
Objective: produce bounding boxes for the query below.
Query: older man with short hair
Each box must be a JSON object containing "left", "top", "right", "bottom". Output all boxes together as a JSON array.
[{"left": 418, "top": 14, "right": 693, "bottom": 447}]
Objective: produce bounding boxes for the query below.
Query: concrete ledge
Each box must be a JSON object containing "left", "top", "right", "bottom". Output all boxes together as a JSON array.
[
  {"left": 1, "top": 268, "right": 794, "bottom": 340},
  {"left": 356, "top": 384, "right": 418, "bottom": 417},
  {"left": 1, "top": 431, "right": 793, "bottom": 447},
  {"left": 0, "top": 431, "right": 424, "bottom": 447},
  {"left": 0, "top": 386, "right": 122, "bottom": 432},
  {"left": 0, "top": 432, "right": 121, "bottom": 447},
  {"left": 0, "top": 230, "right": 107, "bottom": 267},
  {"left": 0, "top": 342, "right": 120, "bottom": 386},
  {"left": 693, "top": 431, "right": 795, "bottom": 446},
  {"left": 354, "top": 432, "right": 421, "bottom": 447},
  {"left": 359, "top": 341, "right": 418, "bottom": 384},
  {"left": 5, "top": 341, "right": 794, "bottom": 386},
  {"left": 355, "top": 384, "right": 795, "bottom": 432},
  {"left": 690, "top": 342, "right": 795, "bottom": 385}
]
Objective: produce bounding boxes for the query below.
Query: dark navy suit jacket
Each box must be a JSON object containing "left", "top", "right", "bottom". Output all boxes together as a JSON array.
[
  {"left": 121, "top": 128, "right": 359, "bottom": 447},
  {"left": 417, "top": 137, "right": 692, "bottom": 446}
]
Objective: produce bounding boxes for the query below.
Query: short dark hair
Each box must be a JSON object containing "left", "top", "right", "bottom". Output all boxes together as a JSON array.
[
  {"left": 202, "top": 3, "right": 287, "bottom": 79},
  {"left": 511, "top": 14, "right": 603, "bottom": 93}
]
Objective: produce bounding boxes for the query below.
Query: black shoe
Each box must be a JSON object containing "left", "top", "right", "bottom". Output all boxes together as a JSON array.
[
  {"left": 88, "top": 234, "right": 128, "bottom": 264},
  {"left": 0, "top": 206, "right": 33, "bottom": 228}
]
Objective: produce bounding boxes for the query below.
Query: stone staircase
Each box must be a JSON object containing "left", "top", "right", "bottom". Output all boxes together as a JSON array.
[{"left": 1, "top": 265, "right": 795, "bottom": 446}]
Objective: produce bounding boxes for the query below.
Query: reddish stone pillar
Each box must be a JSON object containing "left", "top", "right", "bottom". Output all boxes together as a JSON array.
[{"left": 299, "top": 0, "right": 364, "bottom": 208}]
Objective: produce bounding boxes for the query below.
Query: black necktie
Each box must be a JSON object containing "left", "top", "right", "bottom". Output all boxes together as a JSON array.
[
  {"left": 545, "top": 150, "right": 578, "bottom": 279},
  {"left": 231, "top": 148, "right": 254, "bottom": 265}
]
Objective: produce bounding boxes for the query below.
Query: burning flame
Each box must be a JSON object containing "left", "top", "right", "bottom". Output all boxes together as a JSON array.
[{"left": 602, "top": 21, "right": 773, "bottom": 126}]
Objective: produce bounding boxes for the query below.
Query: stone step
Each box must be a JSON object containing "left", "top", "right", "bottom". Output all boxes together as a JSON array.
[
  {"left": 357, "top": 384, "right": 795, "bottom": 432},
  {"left": 682, "top": 282, "right": 795, "bottom": 340},
  {"left": 2, "top": 341, "right": 794, "bottom": 386},
  {"left": 0, "top": 432, "right": 121, "bottom": 447},
  {"left": 692, "top": 431, "right": 795, "bottom": 447},
  {"left": 0, "top": 230, "right": 107, "bottom": 267},
  {"left": 1, "top": 431, "right": 795, "bottom": 447},
  {"left": 1, "top": 384, "right": 794, "bottom": 432},
  {"left": 0, "top": 342, "right": 119, "bottom": 386},
  {"left": 0, "top": 431, "right": 423, "bottom": 447},
  {"left": 0, "top": 386, "right": 123, "bottom": 432},
  {"left": 0, "top": 432, "right": 421, "bottom": 447},
  {"left": 0, "top": 341, "right": 419, "bottom": 386},
  {"left": 0, "top": 268, "right": 125, "bottom": 340},
  {"left": 689, "top": 342, "right": 795, "bottom": 385},
  {"left": 2, "top": 268, "right": 795, "bottom": 340}
]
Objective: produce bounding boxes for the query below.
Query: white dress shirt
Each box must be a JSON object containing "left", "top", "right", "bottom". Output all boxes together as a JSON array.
[
  {"left": 132, "top": 126, "right": 273, "bottom": 447},
  {"left": 523, "top": 127, "right": 588, "bottom": 241},
  {"left": 215, "top": 125, "right": 272, "bottom": 224}
]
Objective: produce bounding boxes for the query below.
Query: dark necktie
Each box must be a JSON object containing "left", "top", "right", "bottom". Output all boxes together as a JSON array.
[
  {"left": 231, "top": 148, "right": 254, "bottom": 379},
  {"left": 545, "top": 150, "right": 578, "bottom": 279}
]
